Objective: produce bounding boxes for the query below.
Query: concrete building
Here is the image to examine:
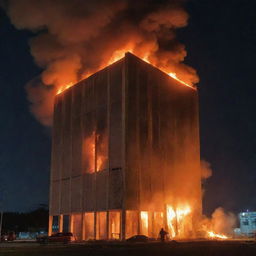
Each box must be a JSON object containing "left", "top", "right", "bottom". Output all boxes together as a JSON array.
[
  {"left": 239, "top": 211, "right": 256, "bottom": 237},
  {"left": 49, "top": 53, "right": 201, "bottom": 240}
]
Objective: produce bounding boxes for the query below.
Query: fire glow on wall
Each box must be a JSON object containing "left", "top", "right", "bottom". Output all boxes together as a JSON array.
[{"left": 49, "top": 53, "right": 201, "bottom": 240}]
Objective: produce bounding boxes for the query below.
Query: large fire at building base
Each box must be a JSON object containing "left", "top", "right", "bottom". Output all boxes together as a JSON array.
[{"left": 49, "top": 53, "right": 202, "bottom": 240}]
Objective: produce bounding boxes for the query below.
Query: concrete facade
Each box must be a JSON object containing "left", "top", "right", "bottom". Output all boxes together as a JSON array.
[{"left": 49, "top": 53, "right": 201, "bottom": 240}]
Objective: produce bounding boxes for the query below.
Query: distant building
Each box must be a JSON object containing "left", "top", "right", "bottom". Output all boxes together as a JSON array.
[
  {"left": 239, "top": 211, "right": 256, "bottom": 237},
  {"left": 17, "top": 231, "right": 47, "bottom": 240}
]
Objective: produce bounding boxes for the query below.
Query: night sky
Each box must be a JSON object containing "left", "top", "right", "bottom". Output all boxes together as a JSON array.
[{"left": 0, "top": 0, "right": 256, "bottom": 215}]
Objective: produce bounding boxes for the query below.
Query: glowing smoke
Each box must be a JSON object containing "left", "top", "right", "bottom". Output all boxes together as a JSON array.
[
  {"left": 2, "top": 0, "right": 199, "bottom": 126},
  {"left": 201, "top": 160, "right": 213, "bottom": 180},
  {"left": 200, "top": 161, "right": 236, "bottom": 237},
  {"left": 201, "top": 207, "right": 237, "bottom": 237},
  {"left": 211, "top": 207, "right": 236, "bottom": 235}
]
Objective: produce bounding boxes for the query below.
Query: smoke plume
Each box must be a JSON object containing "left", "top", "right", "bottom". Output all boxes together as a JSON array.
[
  {"left": 2, "top": 0, "right": 199, "bottom": 126},
  {"left": 201, "top": 160, "right": 213, "bottom": 180},
  {"left": 211, "top": 207, "right": 236, "bottom": 235},
  {"left": 201, "top": 207, "right": 237, "bottom": 236},
  {"left": 199, "top": 160, "right": 236, "bottom": 236}
]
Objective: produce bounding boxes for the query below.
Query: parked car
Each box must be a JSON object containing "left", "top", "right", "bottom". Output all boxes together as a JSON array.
[
  {"left": 1, "top": 232, "right": 16, "bottom": 242},
  {"left": 36, "top": 232, "right": 73, "bottom": 244},
  {"left": 126, "top": 235, "right": 149, "bottom": 242},
  {"left": 1, "top": 234, "right": 8, "bottom": 242}
]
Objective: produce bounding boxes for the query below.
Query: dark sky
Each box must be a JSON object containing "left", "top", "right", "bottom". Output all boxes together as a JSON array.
[
  {"left": 0, "top": 0, "right": 256, "bottom": 215},
  {"left": 0, "top": 7, "right": 50, "bottom": 211}
]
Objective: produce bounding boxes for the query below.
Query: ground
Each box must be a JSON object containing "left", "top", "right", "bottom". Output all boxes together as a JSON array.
[{"left": 0, "top": 240, "right": 256, "bottom": 256}]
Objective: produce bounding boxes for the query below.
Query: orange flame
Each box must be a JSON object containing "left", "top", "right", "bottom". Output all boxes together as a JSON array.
[
  {"left": 168, "top": 72, "right": 195, "bottom": 90},
  {"left": 83, "top": 131, "right": 96, "bottom": 173},
  {"left": 56, "top": 52, "right": 195, "bottom": 96},
  {"left": 83, "top": 131, "right": 107, "bottom": 173},
  {"left": 140, "top": 211, "right": 149, "bottom": 236},
  {"left": 167, "top": 205, "right": 176, "bottom": 238},
  {"left": 207, "top": 231, "right": 228, "bottom": 239},
  {"left": 140, "top": 211, "right": 149, "bottom": 228},
  {"left": 108, "top": 49, "right": 133, "bottom": 66},
  {"left": 57, "top": 82, "right": 74, "bottom": 95},
  {"left": 166, "top": 204, "right": 191, "bottom": 238}
]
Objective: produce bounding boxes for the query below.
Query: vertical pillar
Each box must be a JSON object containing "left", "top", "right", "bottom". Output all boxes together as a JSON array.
[
  {"left": 48, "top": 216, "right": 53, "bottom": 236},
  {"left": 70, "top": 214, "right": 74, "bottom": 233},
  {"left": 163, "top": 204, "right": 168, "bottom": 232},
  {"left": 149, "top": 211, "right": 153, "bottom": 238},
  {"left": 121, "top": 55, "right": 127, "bottom": 241},
  {"left": 106, "top": 211, "right": 109, "bottom": 240},
  {"left": 121, "top": 209, "right": 126, "bottom": 240},
  {"left": 106, "top": 69, "right": 110, "bottom": 240},
  {"left": 82, "top": 213, "right": 86, "bottom": 240},
  {"left": 135, "top": 64, "right": 141, "bottom": 238},
  {"left": 175, "top": 213, "right": 178, "bottom": 238},
  {"left": 137, "top": 210, "right": 141, "bottom": 235},
  {"left": 93, "top": 77, "right": 97, "bottom": 241},
  {"left": 151, "top": 212, "right": 155, "bottom": 238},
  {"left": 59, "top": 214, "right": 63, "bottom": 232},
  {"left": 94, "top": 212, "right": 97, "bottom": 240}
]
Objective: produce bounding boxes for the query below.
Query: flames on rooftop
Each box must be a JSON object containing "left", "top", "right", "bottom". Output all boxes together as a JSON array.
[{"left": 56, "top": 51, "right": 195, "bottom": 95}]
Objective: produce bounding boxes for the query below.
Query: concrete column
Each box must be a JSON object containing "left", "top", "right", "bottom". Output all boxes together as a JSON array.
[
  {"left": 106, "top": 211, "right": 109, "bottom": 240},
  {"left": 94, "top": 212, "right": 97, "bottom": 240},
  {"left": 163, "top": 204, "right": 168, "bottom": 232},
  {"left": 120, "top": 53, "right": 127, "bottom": 241},
  {"left": 149, "top": 211, "right": 154, "bottom": 238},
  {"left": 82, "top": 213, "right": 85, "bottom": 240},
  {"left": 70, "top": 214, "right": 74, "bottom": 233},
  {"left": 121, "top": 209, "right": 126, "bottom": 240},
  {"left": 106, "top": 70, "right": 110, "bottom": 241},
  {"left": 137, "top": 210, "right": 141, "bottom": 235},
  {"left": 48, "top": 216, "right": 53, "bottom": 236},
  {"left": 59, "top": 214, "right": 63, "bottom": 232}
]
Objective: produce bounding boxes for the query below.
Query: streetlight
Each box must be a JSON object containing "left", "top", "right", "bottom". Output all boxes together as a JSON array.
[
  {"left": 0, "top": 189, "right": 5, "bottom": 239},
  {"left": 0, "top": 211, "right": 3, "bottom": 238}
]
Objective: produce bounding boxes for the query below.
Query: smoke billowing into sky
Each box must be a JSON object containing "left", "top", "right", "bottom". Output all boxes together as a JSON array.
[{"left": 2, "top": 0, "right": 199, "bottom": 125}]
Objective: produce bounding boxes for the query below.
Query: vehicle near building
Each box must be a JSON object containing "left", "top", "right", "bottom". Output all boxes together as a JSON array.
[
  {"left": 36, "top": 232, "right": 73, "bottom": 244},
  {"left": 1, "top": 232, "right": 16, "bottom": 242},
  {"left": 126, "top": 235, "right": 149, "bottom": 243}
]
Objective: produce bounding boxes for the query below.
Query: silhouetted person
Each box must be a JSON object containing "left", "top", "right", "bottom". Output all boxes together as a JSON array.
[{"left": 159, "top": 228, "right": 168, "bottom": 242}]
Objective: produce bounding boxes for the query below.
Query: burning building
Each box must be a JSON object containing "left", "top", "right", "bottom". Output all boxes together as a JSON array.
[{"left": 49, "top": 52, "right": 201, "bottom": 240}]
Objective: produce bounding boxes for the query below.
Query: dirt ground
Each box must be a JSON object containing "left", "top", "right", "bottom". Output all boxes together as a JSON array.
[{"left": 1, "top": 240, "right": 256, "bottom": 256}]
